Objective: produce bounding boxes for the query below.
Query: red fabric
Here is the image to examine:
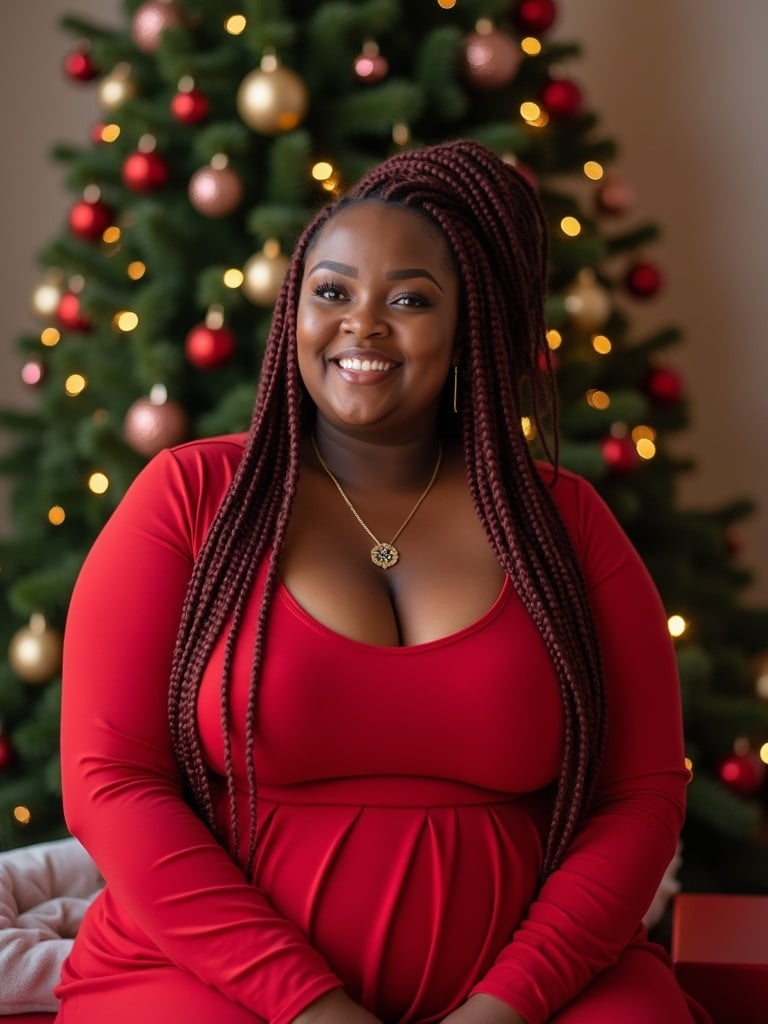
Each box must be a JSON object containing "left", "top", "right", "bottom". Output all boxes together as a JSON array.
[
  {"left": 57, "top": 435, "right": 705, "bottom": 1023},
  {"left": 3, "top": 1017, "right": 56, "bottom": 1023}
]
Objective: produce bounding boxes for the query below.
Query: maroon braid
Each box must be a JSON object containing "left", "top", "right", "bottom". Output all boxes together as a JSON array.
[
  {"left": 348, "top": 141, "right": 606, "bottom": 874},
  {"left": 167, "top": 138, "right": 605, "bottom": 880}
]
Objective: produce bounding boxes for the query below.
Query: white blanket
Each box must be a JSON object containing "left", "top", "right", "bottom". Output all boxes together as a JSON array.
[{"left": 0, "top": 837, "right": 103, "bottom": 1014}]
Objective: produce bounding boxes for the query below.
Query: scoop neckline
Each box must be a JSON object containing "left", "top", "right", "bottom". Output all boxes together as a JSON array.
[{"left": 277, "top": 574, "right": 512, "bottom": 653}]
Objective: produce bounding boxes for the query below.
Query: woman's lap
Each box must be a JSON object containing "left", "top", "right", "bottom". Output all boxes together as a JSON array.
[
  {"left": 55, "top": 942, "right": 711, "bottom": 1024},
  {"left": 55, "top": 967, "right": 266, "bottom": 1023},
  {"left": 551, "top": 942, "right": 710, "bottom": 1024}
]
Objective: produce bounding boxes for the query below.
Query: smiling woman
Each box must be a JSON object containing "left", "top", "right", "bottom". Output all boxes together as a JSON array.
[{"left": 56, "top": 140, "right": 710, "bottom": 1024}]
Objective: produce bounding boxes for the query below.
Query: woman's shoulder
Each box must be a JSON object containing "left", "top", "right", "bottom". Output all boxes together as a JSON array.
[{"left": 533, "top": 460, "right": 637, "bottom": 589}]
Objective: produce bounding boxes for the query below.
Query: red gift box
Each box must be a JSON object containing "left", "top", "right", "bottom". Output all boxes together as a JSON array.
[{"left": 672, "top": 893, "right": 768, "bottom": 1024}]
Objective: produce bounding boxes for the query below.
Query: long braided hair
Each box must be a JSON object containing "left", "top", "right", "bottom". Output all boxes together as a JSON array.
[{"left": 168, "top": 139, "right": 606, "bottom": 880}]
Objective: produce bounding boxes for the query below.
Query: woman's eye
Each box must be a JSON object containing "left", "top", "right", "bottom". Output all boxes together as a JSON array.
[
  {"left": 313, "top": 279, "right": 345, "bottom": 300},
  {"left": 392, "top": 292, "right": 429, "bottom": 307}
]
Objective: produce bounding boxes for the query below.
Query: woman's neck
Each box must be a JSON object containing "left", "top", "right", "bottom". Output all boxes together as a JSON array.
[{"left": 310, "top": 421, "right": 443, "bottom": 494}]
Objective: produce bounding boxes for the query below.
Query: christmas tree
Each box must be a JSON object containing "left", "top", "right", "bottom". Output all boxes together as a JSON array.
[{"left": 1, "top": 0, "right": 767, "bottom": 894}]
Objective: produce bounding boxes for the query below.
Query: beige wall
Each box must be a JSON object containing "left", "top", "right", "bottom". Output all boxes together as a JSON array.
[{"left": 1, "top": 1, "right": 766, "bottom": 601}]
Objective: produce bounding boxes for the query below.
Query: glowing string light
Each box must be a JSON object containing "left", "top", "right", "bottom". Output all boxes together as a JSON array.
[
  {"left": 667, "top": 615, "right": 687, "bottom": 638},
  {"left": 560, "top": 216, "right": 582, "bottom": 237},
  {"left": 48, "top": 506, "right": 66, "bottom": 526},
  {"left": 584, "top": 160, "right": 604, "bottom": 180},
  {"left": 223, "top": 268, "right": 244, "bottom": 288},
  {"left": 65, "top": 374, "right": 87, "bottom": 397},
  {"left": 88, "top": 472, "right": 109, "bottom": 495},
  {"left": 592, "top": 334, "right": 612, "bottom": 354},
  {"left": 40, "top": 327, "right": 60, "bottom": 347},
  {"left": 521, "top": 37, "right": 542, "bottom": 56},
  {"left": 225, "top": 14, "right": 247, "bottom": 35}
]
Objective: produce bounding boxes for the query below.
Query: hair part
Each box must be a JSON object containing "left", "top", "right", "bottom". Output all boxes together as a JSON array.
[{"left": 168, "top": 139, "right": 606, "bottom": 880}]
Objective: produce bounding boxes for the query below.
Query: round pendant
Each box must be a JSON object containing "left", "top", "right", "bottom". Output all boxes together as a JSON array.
[{"left": 371, "top": 542, "right": 399, "bottom": 569}]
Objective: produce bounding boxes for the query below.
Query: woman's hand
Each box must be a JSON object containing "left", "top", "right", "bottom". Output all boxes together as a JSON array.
[
  {"left": 291, "top": 988, "right": 384, "bottom": 1024},
  {"left": 442, "top": 993, "right": 527, "bottom": 1024}
]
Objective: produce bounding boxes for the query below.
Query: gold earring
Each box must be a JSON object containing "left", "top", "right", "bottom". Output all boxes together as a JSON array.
[{"left": 452, "top": 364, "right": 459, "bottom": 414}]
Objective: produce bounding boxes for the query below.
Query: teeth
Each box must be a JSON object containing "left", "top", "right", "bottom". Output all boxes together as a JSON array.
[{"left": 338, "top": 357, "right": 394, "bottom": 372}]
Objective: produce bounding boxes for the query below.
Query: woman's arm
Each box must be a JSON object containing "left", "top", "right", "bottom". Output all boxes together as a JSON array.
[
  {"left": 61, "top": 445, "right": 345, "bottom": 1024},
  {"left": 465, "top": 476, "right": 688, "bottom": 1024}
]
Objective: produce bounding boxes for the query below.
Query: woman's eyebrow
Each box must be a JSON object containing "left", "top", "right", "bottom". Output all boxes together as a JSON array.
[
  {"left": 307, "top": 259, "right": 357, "bottom": 277},
  {"left": 385, "top": 268, "right": 443, "bottom": 291},
  {"left": 306, "top": 260, "right": 443, "bottom": 292}
]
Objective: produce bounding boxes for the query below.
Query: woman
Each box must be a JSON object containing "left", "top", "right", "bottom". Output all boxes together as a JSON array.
[{"left": 56, "top": 140, "right": 709, "bottom": 1023}]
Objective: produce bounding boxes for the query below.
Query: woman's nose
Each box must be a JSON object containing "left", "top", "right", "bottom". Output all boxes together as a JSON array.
[{"left": 341, "top": 301, "right": 389, "bottom": 339}]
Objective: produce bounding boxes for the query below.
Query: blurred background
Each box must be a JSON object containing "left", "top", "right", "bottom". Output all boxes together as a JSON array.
[{"left": 1, "top": 0, "right": 766, "bottom": 602}]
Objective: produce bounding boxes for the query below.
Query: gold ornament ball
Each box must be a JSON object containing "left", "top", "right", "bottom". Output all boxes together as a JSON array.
[
  {"left": 188, "top": 164, "right": 244, "bottom": 218},
  {"left": 237, "top": 65, "right": 309, "bottom": 134},
  {"left": 124, "top": 395, "right": 189, "bottom": 457},
  {"left": 98, "top": 63, "right": 139, "bottom": 112},
  {"left": 31, "top": 275, "right": 64, "bottom": 320},
  {"left": 562, "top": 269, "right": 612, "bottom": 333},
  {"left": 8, "top": 614, "right": 63, "bottom": 685},
  {"left": 242, "top": 245, "right": 290, "bottom": 306}
]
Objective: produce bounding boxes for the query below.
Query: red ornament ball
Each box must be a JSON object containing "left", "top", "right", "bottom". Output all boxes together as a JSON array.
[
  {"left": 625, "top": 260, "right": 663, "bottom": 299},
  {"left": 515, "top": 0, "right": 558, "bottom": 34},
  {"left": 718, "top": 751, "right": 766, "bottom": 797},
  {"left": 64, "top": 48, "right": 99, "bottom": 82},
  {"left": 0, "top": 735, "right": 13, "bottom": 771},
  {"left": 68, "top": 198, "right": 113, "bottom": 241},
  {"left": 184, "top": 323, "right": 236, "bottom": 369},
  {"left": 124, "top": 396, "right": 189, "bottom": 456},
  {"left": 596, "top": 175, "right": 637, "bottom": 216},
  {"left": 57, "top": 292, "right": 91, "bottom": 332},
  {"left": 600, "top": 435, "right": 638, "bottom": 476},
  {"left": 645, "top": 366, "right": 684, "bottom": 406},
  {"left": 540, "top": 77, "right": 583, "bottom": 119},
  {"left": 188, "top": 163, "right": 244, "bottom": 218},
  {"left": 131, "top": 0, "right": 183, "bottom": 54},
  {"left": 122, "top": 150, "right": 170, "bottom": 192},
  {"left": 171, "top": 87, "right": 211, "bottom": 124},
  {"left": 461, "top": 28, "right": 520, "bottom": 91}
]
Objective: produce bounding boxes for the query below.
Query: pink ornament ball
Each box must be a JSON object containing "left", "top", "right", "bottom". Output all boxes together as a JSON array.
[
  {"left": 188, "top": 164, "right": 244, "bottom": 218},
  {"left": 596, "top": 175, "right": 637, "bottom": 216},
  {"left": 124, "top": 396, "right": 189, "bottom": 456},
  {"left": 131, "top": 0, "right": 183, "bottom": 54},
  {"left": 461, "top": 28, "right": 520, "bottom": 91}
]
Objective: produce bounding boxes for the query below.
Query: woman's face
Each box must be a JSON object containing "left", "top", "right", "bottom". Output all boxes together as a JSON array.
[{"left": 296, "top": 202, "right": 460, "bottom": 440}]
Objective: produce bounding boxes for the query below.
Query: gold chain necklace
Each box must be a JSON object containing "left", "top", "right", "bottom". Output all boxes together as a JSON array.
[{"left": 311, "top": 435, "right": 442, "bottom": 569}]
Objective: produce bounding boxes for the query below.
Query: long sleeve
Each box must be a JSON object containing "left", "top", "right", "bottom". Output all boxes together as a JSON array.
[
  {"left": 60, "top": 440, "right": 342, "bottom": 1024},
  {"left": 470, "top": 473, "right": 689, "bottom": 1024}
]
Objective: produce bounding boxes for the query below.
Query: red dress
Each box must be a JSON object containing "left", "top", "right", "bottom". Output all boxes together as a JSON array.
[{"left": 55, "top": 435, "right": 708, "bottom": 1024}]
